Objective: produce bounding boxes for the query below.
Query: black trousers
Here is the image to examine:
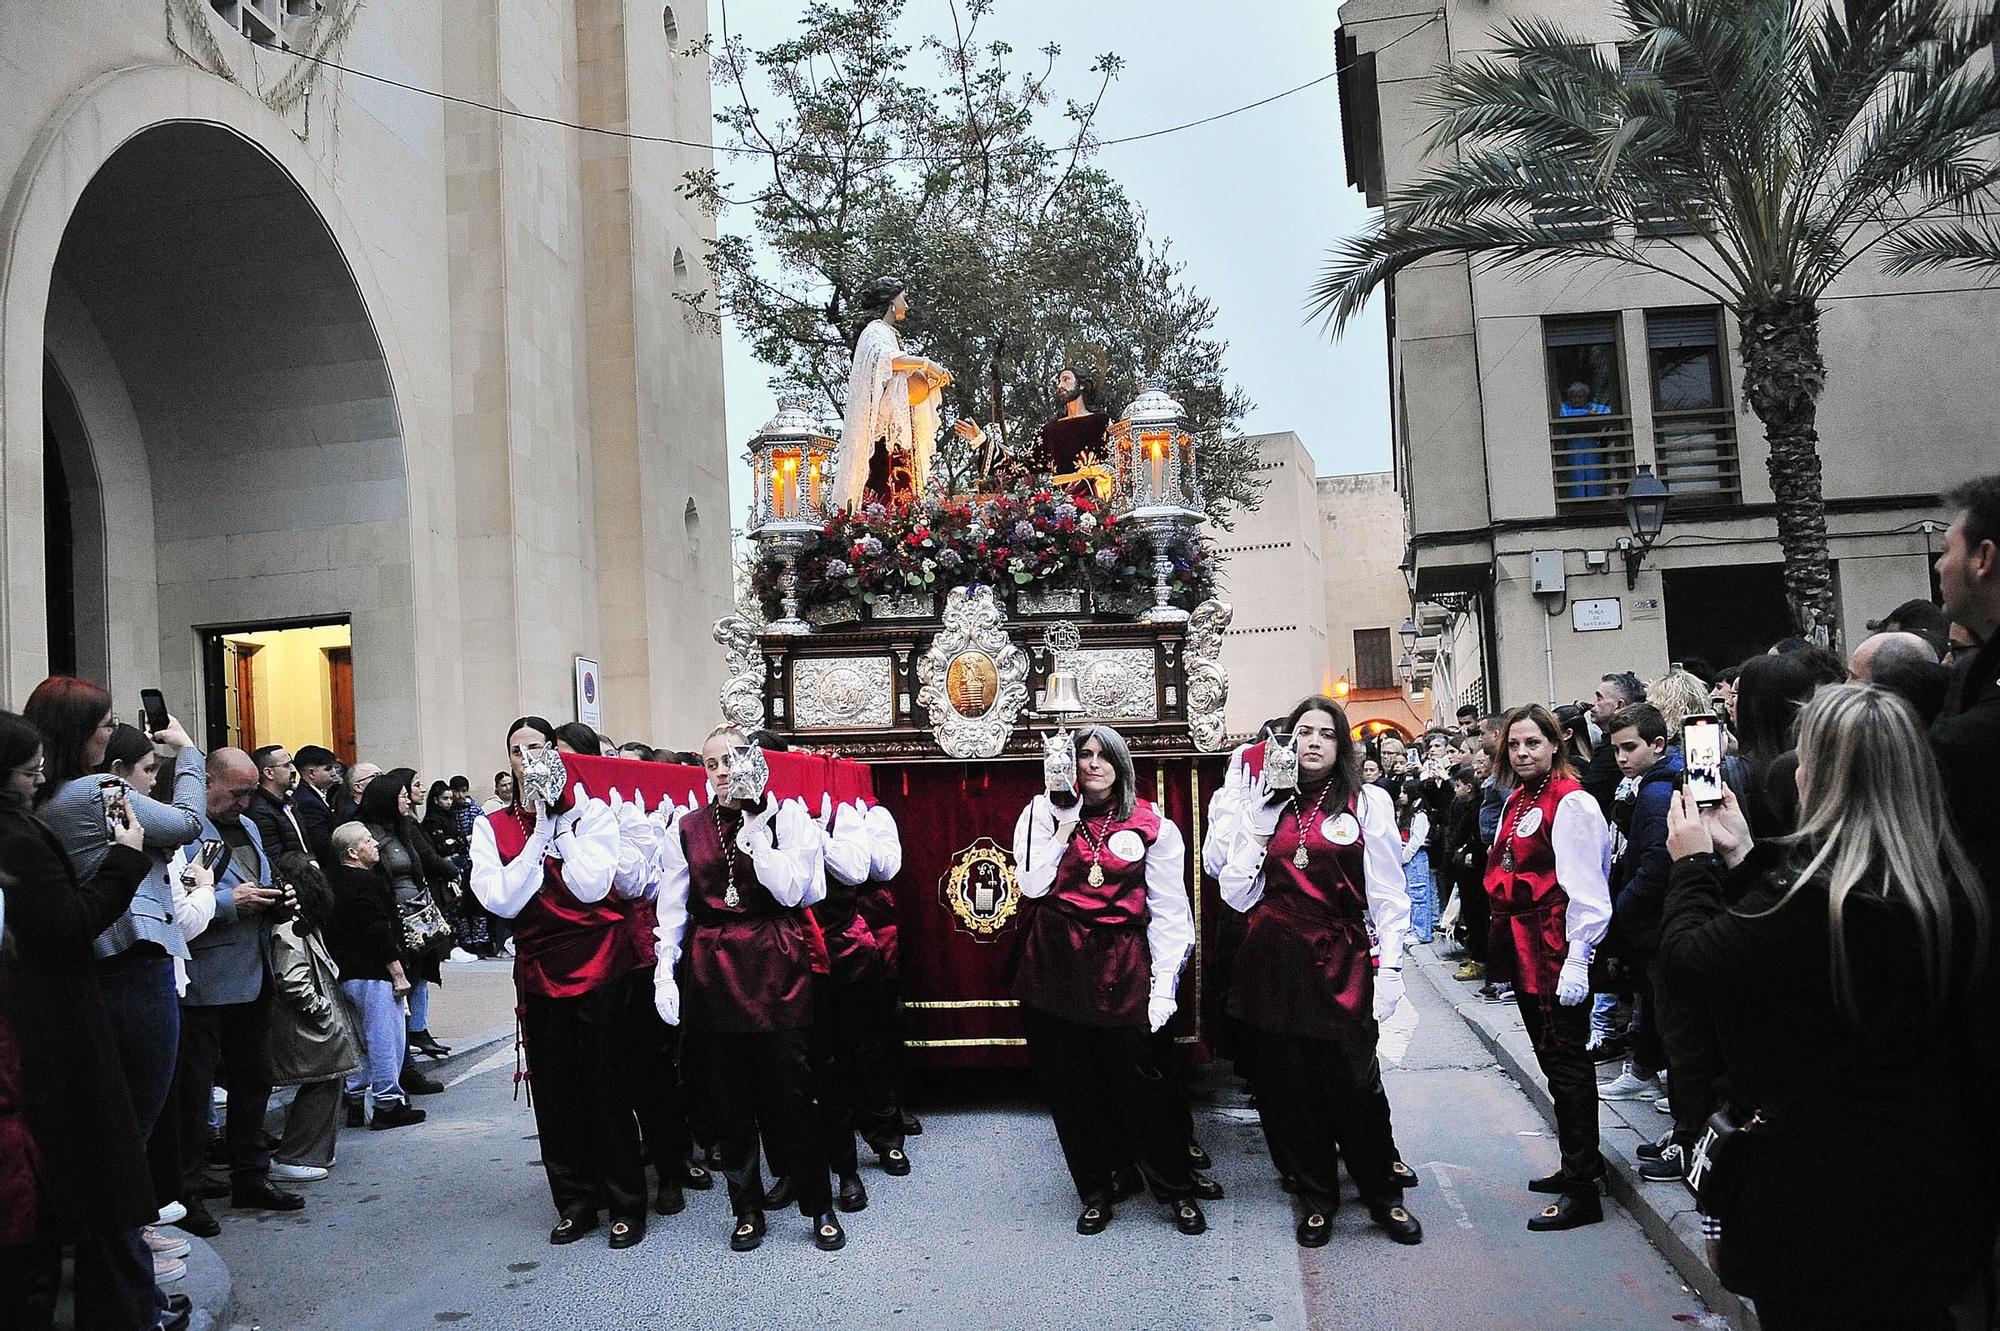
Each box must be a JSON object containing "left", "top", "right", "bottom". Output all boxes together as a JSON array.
[
  {"left": 1020, "top": 1005, "right": 1193, "bottom": 1206},
  {"left": 1244, "top": 1024, "right": 1399, "bottom": 1213},
  {"left": 1652, "top": 973, "right": 1726, "bottom": 1148},
  {"left": 827, "top": 977, "right": 906, "bottom": 1158},
  {"left": 1513, "top": 991, "right": 1602, "bottom": 1184},
  {"left": 1457, "top": 858, "right": 1490, "bottom": 962},
  {"left": 177, "top": 994, "right": 274, "bottom": 1190},
  {"left": 1754, "top": 1300, "right": 1949, "bottom": 1331},
  {"left": 520, "top": 970, "right": 648, "bottom": 1222},
  {"left": 0, "top": 1228, "right": 153, "bottom": 1331},
  {"left": 689, "top": 1024, "right": 832, "bottom": 1216},
  {"left": 805, "top": 978, "right": 860, "bottom": 1179},
  {"left": 1626, "top": 960, "right": 1665, "bottom": 1077},
  {"left": 626, "top": 967, "right": 694, "bottom": 1179},
  {"left": 1145, "top": 1027, "right": 1202, "bottom": 1160}
]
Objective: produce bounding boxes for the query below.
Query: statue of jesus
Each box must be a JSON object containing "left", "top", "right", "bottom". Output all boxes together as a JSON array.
[
  {"left": 830, "top": 277, "right": 953, "bottom": 510},
  {"left": 953, "top": 365, "right": 1116, "bottom": 500}
]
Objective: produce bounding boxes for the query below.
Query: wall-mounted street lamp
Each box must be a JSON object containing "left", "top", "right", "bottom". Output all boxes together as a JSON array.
[
  {"left": 1398, "top": 617, "right": 1419, "bottom": 654},
  {"left": 1618, "top": 463, "right": 1671, "bottom": 589}
]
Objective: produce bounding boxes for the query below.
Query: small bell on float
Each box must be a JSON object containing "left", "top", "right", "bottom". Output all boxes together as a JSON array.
[{"left": 1041, "top": 670, "right": 1085, "bottom": 718}]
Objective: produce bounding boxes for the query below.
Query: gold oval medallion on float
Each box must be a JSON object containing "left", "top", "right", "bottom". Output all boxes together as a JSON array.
[
  {"left": 942, "top": 839, "right": 1021, "bottom": 937},
  {"left": 946, "top": 650, "right": 999, "bottom": 717}
]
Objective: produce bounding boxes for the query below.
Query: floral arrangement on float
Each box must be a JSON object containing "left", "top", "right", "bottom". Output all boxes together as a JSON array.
[{"left": 746, "top": 486, "right": 1217, "bottom": 623}]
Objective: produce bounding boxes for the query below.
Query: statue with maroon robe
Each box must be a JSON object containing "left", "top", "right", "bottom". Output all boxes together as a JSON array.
[{"left": 955, "top": 366, "right": 1116, "bottom": 500}]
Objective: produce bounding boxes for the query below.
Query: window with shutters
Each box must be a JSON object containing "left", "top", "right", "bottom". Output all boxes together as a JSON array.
[
  {"left": 1647, "top": 308, "right": 1740, "bottom": 506},
  {"left": 1544, "top": 314, "right": 1634, "bottom": 510},
  {"left": 1354, "top": 627, "right": 1395, "bottom": 691}
]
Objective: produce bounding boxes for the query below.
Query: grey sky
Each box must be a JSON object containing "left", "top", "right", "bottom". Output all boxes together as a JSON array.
[{"left": 704, "top": 0, "right": 1392, "bottom": 526}]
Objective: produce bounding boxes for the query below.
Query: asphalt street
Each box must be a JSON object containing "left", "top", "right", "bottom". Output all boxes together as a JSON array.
[{"left": 210, "top": 957, "right": 1723, "bottom": 1331}]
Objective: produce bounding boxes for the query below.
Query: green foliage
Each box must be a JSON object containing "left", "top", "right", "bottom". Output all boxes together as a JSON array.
[
  {"left": 680, "top": 0, "right": 1262, "bottom": 526},
  {"left": 1311, "top": 0, "right": 2000, "bottom": 642}
]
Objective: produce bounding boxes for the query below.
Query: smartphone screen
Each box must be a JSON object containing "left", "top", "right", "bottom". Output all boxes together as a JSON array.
[
  {"left": 1681, "top": 713, "right": 1726, "bottom": 807},
  {"left": 199, "top": 839, "right": 229, "bottom": 872},
  {"left": 140, "top": 688, "right": 168, "bottom": 734}
]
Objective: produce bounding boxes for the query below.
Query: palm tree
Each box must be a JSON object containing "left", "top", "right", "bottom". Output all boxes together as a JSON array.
[{"left": 1311, "top": 0, "right": 2000, "bottom": 645}]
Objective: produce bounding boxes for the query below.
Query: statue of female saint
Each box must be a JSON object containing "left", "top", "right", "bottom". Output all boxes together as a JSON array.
[{"left": 830, "top": 277, "right": 953, "bottom": 510}]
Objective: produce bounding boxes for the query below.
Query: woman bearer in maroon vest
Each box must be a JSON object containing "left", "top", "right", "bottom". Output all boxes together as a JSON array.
[
  {"left": 653, "top": 725, "right": 847, "bottom": 1253},
  {"left": 1220, "top": 695, "right": 1423, "bottom": 1249},
  {"left": 1484, "top": 703, "right": 1613, "bottom": 1231},
  {"left": 468, "top": 716, "right": 652, "bottom": 1249},
  {"left": 1009, "top": 724, "right": 1203, "bottom": 1237}
]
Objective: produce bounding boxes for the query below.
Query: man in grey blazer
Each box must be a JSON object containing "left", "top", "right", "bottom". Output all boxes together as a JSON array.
[{"left": 175, "top": 748, "right": 305, "bottom": 1230}]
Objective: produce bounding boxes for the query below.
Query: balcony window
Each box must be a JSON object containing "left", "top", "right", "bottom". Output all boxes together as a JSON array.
[
  {"left": 1544, "top": 314, "right": 1634, "bottom": 509},
  {"left": 1354, "top": 627, "right": 1394, "bottom": 691},
  {"left": 1647, "top": 308, "right": 1740, "bottom": 505}
]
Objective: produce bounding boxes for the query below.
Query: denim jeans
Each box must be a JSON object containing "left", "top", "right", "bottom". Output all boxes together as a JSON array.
[
  {"left": 1403, "top": 849, "right": 1435, "bottom": 941},
  {"left": 342, "top": 979, "right": 407, "bottom": 1109},
  {"left": 405, "top": 978, "right": 431, "bottom": 1033},
  {"left": 96, "top": 949, "right": 180, "bottom": 1144},
  {"left": 1590, "top": 992, "right": 1620, "bottom": 1043}
]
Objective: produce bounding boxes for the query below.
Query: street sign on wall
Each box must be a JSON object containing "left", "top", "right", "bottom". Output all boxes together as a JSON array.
[{"left": 1572, "top": 598, "right": 1623, "bottom": 633}]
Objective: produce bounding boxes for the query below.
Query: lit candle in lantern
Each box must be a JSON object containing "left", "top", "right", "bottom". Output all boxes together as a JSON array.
[
  {"left": 1146, "top": 435, "right": 1166, "bottom": 503},
  {"left": 807, "top": 457, "right": 821, "bottom": 512},
  {"left": 775, "top": 454, "right": 798, "bottom": 518}
]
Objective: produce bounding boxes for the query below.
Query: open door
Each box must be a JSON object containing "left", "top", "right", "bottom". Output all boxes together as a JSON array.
[{"left": 200, "top": 619, "right": 352, "bottom": 757}]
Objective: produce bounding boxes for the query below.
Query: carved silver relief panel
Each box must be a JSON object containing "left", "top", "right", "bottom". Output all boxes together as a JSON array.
[
  {"left": 793, "top": 656, "right": 894, "bottom": 729},
  {"left": 1072, "top": 648, "right": 1158, "bottom": 721},
  {"left": 1185, "top": 599, "right": 1233, "bottom": 752}
]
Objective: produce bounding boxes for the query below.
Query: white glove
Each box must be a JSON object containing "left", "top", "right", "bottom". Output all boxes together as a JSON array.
[
  {"left": 654, "top": 972, "right": 681, "bottom": 1026},
  {"left": 1147, "top": 993, "right": 1176, "bottom": 1033},
  {"left": 608, "top": 788, "right": 649, "bottom": 830},
  {"left": 1225, "top": 743, "right": 1251, "bottom": 793},
  {"left": 736, "top": 801, "right": 777, "bottom": 856},
  {"left": 1373, "top": 968, "right": 1405, "bottom": 1023},
  {"left": 1034, "top": 793, "right": 1078, "bottom": 844},
  {"left": 819, "top": 792, "right": 834, "bottom": 829},
  {"left": 1242, "top": 790, "right": 1288, "bottom": 840},
  {"left": 1556, "top": 952, "right": 1591, "bottom": 1006}
]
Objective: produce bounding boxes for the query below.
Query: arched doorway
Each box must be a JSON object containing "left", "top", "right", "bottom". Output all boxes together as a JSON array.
[{"left": 42, "top": 120, "right": 410, "bottom": 752}]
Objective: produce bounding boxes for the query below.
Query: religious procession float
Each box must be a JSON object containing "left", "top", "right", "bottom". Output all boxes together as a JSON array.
[{"left": 708, "top": 277, "right": 1236, "bottom": 1067}]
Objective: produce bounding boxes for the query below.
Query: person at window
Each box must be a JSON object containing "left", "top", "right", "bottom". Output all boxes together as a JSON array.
[
  {"left": 0, "top": 708, "right": 160, "bottom": 1330},
  {"left": 470, "top": 717, "right": 648, "bottom": 1249},
  {"left": 1556, "top": 380, "right": 1613, "bottom": 499},
  {"left": 1660, "top": 685, "right": 1992, "bottom": 1331},
  {"left": 1220, "top": 696, "right": 1424, "bottom": 1249},
  {"left": 1485, "top": 704, "right": 1613, "bottom": 1230},
  {"left": 654, "top": 725, "right": 846, "bottom": 1253},
  {"left": 1009, "top": 725, "right": 1203, "bottom": 1238}
]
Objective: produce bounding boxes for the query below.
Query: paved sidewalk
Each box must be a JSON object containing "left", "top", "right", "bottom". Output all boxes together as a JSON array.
[{"left": 1409, "top": 942, "right": 1755, "bottom": 1331}]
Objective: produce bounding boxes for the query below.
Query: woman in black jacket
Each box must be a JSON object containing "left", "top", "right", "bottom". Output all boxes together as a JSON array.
[
  {"left": 0, "top": 710, "right": 160, "bottom": 1330},
  {"left": 1659, "top": 684, "right": 1991, "bottom": 1331},
  {"left": 358, "top": 769, "right": 460, "bottom": 1070}
]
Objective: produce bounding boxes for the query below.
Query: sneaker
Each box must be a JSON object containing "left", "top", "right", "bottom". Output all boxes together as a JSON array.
[
  {"left": 1453, "top": 960, "right": 1485, "bottom": 982},
  {"left": 1636, "top": 1129, "right": 1674, "bottom": 1163},
  {"left": 1638, "top": 1142, "right": 1687, "bottom": 1182},
  {"left": 1655, "top": 1096, "right": 1673, "bottom": 1115},
  {"left": 1600, "top": 1067, "right": 1661, "bottom": 1100},
  {"left": 501, "top": 939, "right": 516, "bottom": 956},
  {"left": 144, "top": 1227, "right": 191, "bottom": 1260},
  {"left": 448, "top": 947, "right": 478, "bottom": 963},
  {"left": 1478, "top": 982, "right": 1515, "bottom": 1004},
  {"left": 155, "top": 1200, "right": 188, "bottom": 1226},
  {"left": 269, "top": 1161, "right": 329, "bottom": 1182},
  {"left": 153, "top": 1253, "right": 187, "bottom": 1283},
  {"left": 1587, "top": 1034, "right": 1627, "bottom": 1064}
]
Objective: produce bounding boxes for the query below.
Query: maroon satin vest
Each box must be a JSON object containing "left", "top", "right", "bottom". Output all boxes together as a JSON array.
[
  {"left": 488, "top": 806, "right": 649, "bottom": 1000},
  {"left": 1482, "top": 775, "right": 1578, "bottom": 996},
  {"left": 677, "top": 802, "right": 814, "bottom": 1033},
  {"left": 1013, "top": 800, "right": 1160, "bottom": 1027},
  {"left": 1228, "top": 788, "right": 1378, "bottom": 1042}
]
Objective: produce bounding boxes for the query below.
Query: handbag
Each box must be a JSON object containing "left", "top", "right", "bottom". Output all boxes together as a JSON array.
[
  {"left": 1686, "top": 1102, "right": 1765, "bottom": 1220},
  {"left": 398, "top": 889, "right": 453, "bottom": 954}
]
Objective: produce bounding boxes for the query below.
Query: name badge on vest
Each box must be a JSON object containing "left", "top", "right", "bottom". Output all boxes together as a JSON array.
[
  {"left": 1107, "top": 830, "right": 1146, "bottom": 863},
  {"left": 1515, "top": 807, "right": 1545, "bottom": 838},
  {"left": 1322, "top": 813, "right": 1360, "bottom": 846}
]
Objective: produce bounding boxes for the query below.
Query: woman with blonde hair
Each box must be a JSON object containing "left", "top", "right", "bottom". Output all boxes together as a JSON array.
[
  {"left": 1660, "top": 684, "right": 1991, "bottom": 1330},
  {"left": 1645, "top": 668, "right": 1712, "bottom": 732}
]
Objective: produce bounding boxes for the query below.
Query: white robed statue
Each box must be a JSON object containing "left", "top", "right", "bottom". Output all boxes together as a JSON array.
[{"left": 831, "top": 276, "right": 953, "bottom": 510}]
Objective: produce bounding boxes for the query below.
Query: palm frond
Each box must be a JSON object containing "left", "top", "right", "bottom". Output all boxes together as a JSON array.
[{"left": 1880, "top": 221, "right": 2000, "bottom": 276}]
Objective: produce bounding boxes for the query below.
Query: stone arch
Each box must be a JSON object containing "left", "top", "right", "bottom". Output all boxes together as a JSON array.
[{"left": 1, "top": 66, "right": 421, "bottom": 755}]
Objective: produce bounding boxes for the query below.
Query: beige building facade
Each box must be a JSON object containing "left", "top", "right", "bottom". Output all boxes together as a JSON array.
[
  {"left": 1335, "top": 0, "right": 1981, "bottom": 709},
  {"left": 1217, "top": 435, "right": 1449, "bottom": 739},
  {"left": 0, "top": 0, "right": 731, "bottom": 775}
]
